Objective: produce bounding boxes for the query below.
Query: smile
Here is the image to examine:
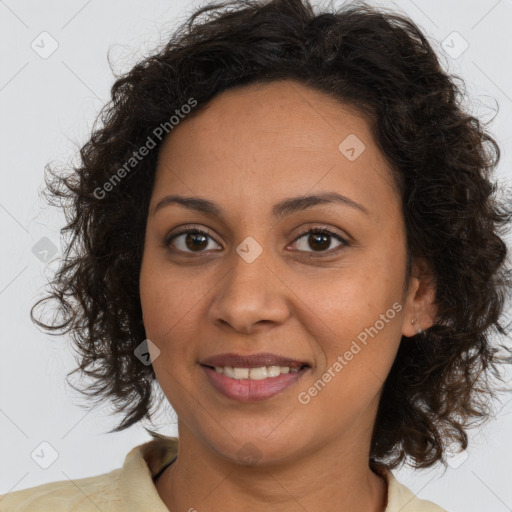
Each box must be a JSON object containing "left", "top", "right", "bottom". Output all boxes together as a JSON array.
[
  {"left": 211, "top": 365, "right": 304, "bottom": 380},
  {"left": 201, "top": 364, "right": 310, "bottom": 402}
]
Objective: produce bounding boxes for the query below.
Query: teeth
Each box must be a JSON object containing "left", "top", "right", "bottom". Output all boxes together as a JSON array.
[
  {"left": 233, "top": 367, "right": 249, "bottom": 379},
  {"left": 250, "top": 366, "right": 268, "bottom": 380},
  {"left": 267, "top": 366, "right": 281, "bottom": 377},
  {"left": 212, "top": 365, "right": 304, "bottom": 380}
]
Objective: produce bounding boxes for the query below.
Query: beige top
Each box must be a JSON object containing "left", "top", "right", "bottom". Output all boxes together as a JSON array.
[{"left": 0, "top": 436, "right": 448, "bottom": 511}]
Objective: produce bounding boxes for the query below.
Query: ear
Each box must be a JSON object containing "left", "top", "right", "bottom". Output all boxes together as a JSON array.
[{"left": 401, "top": 257, "right": 438, "bottom": 338}]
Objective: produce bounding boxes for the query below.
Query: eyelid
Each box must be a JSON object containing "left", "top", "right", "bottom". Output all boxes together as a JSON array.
[
  {"left": 164, "top": 224, "right": 221, "bottom": 249},
  {"left": 288, "top": 225, "right": 350, "bottom": 254},
  {"left": 291, "top": 223, "right": 349, "bottom": 242}
]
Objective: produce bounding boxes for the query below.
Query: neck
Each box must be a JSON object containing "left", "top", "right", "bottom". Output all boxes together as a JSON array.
[{"left": 155, "top": 427, "right": 387, "bottom": 512}]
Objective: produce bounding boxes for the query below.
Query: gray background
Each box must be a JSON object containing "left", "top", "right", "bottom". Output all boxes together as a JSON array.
[{"left": 1, "top": 1, "right": 511, "bottom": 510}]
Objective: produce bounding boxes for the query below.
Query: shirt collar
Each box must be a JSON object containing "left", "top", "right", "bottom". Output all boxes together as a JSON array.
[{"left": 119, "top": 436, "right": 435, "bottom": 512}]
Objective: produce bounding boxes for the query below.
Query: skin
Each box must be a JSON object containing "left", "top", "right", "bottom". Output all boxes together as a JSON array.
[{"left": 139, "top": 79, "right": 437, "bottom": 512}]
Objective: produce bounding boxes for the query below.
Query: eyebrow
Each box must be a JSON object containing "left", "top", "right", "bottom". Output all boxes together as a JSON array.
[{"left": 151, "top": 191, "right": 370, "bottom": 219}]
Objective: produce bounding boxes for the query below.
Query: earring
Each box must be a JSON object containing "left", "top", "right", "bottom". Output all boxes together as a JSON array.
[{"left": 411, "top": 316, "right": 423, "bottom": 334}]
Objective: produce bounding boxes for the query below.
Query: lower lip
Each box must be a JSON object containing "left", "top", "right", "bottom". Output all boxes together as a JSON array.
[{"left": 202, "top": 365, "right": 309, "bottom": 402}]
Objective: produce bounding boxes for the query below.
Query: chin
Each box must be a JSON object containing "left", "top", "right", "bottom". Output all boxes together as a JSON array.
[{"left": 197, "top": 422, "right": 311, "bottom": 468}]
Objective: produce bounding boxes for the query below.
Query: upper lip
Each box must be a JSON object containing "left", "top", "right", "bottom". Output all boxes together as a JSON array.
[{"left": 200, "top": 352, "right": 310, "bottom": 369}]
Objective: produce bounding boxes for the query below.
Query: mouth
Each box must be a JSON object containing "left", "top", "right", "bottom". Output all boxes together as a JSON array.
[
  {"left": 200, "top": 352, "right": 311, "bottom": 371},
  {"left": 200, "top": 352, "right": 311, "bottom": 402}
]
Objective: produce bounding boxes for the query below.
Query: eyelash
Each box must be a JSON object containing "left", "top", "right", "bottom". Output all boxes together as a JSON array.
[{"left": 164, "top": 225, "right": 349, "bottom": 258}]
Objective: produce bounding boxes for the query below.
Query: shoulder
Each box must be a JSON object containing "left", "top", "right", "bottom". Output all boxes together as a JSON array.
[
  {"left": 0, "top": 469, "right": 122, "bottom": 512},
  {"left": 383, "top": 469, "right": 450, "bottom": 512},
  {"left": 0, "top": 436, "right": 178, "bottom": 512}
]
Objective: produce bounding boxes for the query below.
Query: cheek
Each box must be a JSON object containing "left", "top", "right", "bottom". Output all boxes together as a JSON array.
[
  {"left": 342, "top": 275, "right": 405, "bottom": 384},
  {"left": 289, "top": 252, "right": 403, "bottom": 331},
  {"left": 139, "top": 253, "right": 216, "bottom": 399},
  {"left": 139, "top": 250, "right": 207, "bottom": 342},
  {"left": 293, "top": 275, "right": 404, "bottom": 427},
  {"left": 286, "top": 252, "right": 405, "bottom": 382}
]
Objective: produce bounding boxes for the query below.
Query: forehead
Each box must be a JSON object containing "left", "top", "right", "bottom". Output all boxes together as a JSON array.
[
  {"left": 153, "top": 79, "right": 398, "bottom": 219},
  {"left": 162, "top": 79, "right": 373, "bottom": 154}
]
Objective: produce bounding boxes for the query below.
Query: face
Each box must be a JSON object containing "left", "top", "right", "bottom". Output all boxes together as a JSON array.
[{"left": 139, "top": 79, "right": 427, "bottom": 466}]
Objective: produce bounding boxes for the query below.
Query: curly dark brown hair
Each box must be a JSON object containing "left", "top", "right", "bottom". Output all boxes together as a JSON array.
[{"left": 31, "top": 0, "right": 512, "bottom": 470}]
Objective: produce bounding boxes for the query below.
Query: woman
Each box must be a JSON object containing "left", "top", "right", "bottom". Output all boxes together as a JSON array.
[{"left": 2, "top": 0, "right": 511, "bottom": 510}]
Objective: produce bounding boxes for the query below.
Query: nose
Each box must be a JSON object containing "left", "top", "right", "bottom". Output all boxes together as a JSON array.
[{"left": 208, "top": 245, "right": 291, "bottom": 335}]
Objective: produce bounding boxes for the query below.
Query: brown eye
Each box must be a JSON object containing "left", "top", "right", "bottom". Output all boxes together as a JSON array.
[
  {"left": 292, "top": 228, "right": 348, "bottom": 255},
  {"left": 165, "top": 228, "right": 221, "bottom": 253}
]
